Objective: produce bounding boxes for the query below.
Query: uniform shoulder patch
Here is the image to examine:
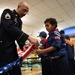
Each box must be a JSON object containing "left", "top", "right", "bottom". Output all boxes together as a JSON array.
[
  {"left": 5, "top": 13, "right": 11, "bottom": 19},
  {"left": 54, "top": 31, "right": 60, "bottom": 36},
  {"left": 55, "top": 36, "right": 60, "bottom": 40}
]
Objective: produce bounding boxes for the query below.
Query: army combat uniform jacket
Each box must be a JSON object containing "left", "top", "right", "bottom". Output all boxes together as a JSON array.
[{"left": 0, "top": 9, "right": 29, "bottom": 63}]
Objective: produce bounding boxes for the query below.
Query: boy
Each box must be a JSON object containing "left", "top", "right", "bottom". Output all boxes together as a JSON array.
[
  {"left": 35, "top": 18, "right": 71, "bottom": 75},
  {"left": 65, "top": 35, "right": 74, "bottom": 75},
  {"left": 38, "top": 31, "right": 52, "bottom": 75}
]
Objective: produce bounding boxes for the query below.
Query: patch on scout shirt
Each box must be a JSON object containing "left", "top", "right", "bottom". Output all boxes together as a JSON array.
[
  {"left": 54, "top": 31, "right": 60, "bottom": 36},
  {"left": 55, "top": 36, "right": 60, "bottom": 40},
  {"left": 5, "top": 13, "right": 11, "bottom": 19}
]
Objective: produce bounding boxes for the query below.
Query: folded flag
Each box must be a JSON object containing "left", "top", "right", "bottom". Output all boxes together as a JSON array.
[
  {"left": 0, "top": 57, "right": 22, "bottom": 74},
  {"left": 0, "top": 44, "right": 35, "bottom": 74},
  {"left": 17, "top": 44, "right": 35, "bottom": 60}
]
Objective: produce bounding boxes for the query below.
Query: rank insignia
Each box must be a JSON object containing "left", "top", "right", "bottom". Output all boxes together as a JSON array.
[{"left": 5, "top": 13, "right": 11, "bottom": 19}]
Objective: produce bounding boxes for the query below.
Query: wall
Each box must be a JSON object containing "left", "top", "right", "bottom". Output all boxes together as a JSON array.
[{"left": 22, "top": 25, "right": 39, "bottom": 38}]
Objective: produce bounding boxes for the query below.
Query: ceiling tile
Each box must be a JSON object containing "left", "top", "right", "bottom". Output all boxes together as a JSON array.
[
  {"left": 59, "top": 13, "right": 70, "bottom": 20},
  {"left": 45, "top": 10, "right": 57, "bottom": 18},
  {"left": 70, "top": 0, "right": 75, "bottom": 6},
  {"left": 29, "top": 6, "right": 41, "bottom": 15},
  {"left": 68, "top": 10, "right": 75, "bottom": 19},
  {"left": 72, "top": 18, "right": 75, "bottom": 22},
  {"left": 53, "top": 6, "right": 66, "bottom": 15},
  {"left": 35, "top": 2, "right": 50, "bottom": 12},
  {"left": 62, "top": 2, "right": 75, "bottom": 12},
  {"left": 58, "top": 22, "right": 69, "bottom": 30},
  {"left": 44, "top": 0, "right": 60, "bottom": 9},
  {"left": 57, "top": 0, "right": 71, "bottom": 5},
  {"left": 65, "top": 19, "right": 75, "bottom": 26},
  {"left": 27, "top": 0, "right": 41, "bottom": 5},
  {"left": 0, "top": 0, "right": 75, "bottom": 31}
]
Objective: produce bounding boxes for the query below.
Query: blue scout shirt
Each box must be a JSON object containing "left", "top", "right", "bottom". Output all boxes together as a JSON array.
[
  {"left": 66, "top": 40, "right": 74, "bottom": 59},
  {"left": 38, "top": 39, "right": 48, "bottom": 57},
  {"left": 47, "top": 28, "right": 66, "bottom": 56}
]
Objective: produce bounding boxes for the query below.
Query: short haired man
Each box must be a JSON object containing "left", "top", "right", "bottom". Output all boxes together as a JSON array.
[{"left": 0, "top": 1, "right": 38, "bottom": 75}]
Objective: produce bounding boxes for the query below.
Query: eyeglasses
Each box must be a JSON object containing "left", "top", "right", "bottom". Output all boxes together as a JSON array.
[
  {"left": 23, "top": 9, "right": 28, "bottom": 13},
  {"left": 21, "top": 7, "right": 29, "bottom": 15}
]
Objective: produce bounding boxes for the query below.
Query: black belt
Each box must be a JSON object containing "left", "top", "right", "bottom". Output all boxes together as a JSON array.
[
  {"left": 51, "top": 55, "right": 64, "bottom": 59},
  {"left": 41, "top": 56, "right": 48, "bottom": 58}
]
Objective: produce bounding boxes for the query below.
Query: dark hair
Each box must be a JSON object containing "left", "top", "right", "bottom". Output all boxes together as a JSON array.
[
  {"left": 65, "top": 35, "right": 70, "bottom": 40},
  {"left": 60, "top": 30, "right": 65, "bottom": 34},
  {"left": 44, "top": 18, "right": 57, "bottom": 27},
  {"left": 39, "top": 31, "right": 47, "bottom": 38}
]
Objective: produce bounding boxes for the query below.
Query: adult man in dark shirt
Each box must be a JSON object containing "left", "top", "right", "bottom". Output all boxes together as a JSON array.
[{"left": 0, "top": 1, "right": 38, "bottom": 75}]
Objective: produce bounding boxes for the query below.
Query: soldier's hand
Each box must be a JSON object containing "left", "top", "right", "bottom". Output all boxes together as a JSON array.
[
  {"left": 23, "top": 43, "right": 32, "bottom": 50},
  {"left": 28, "top": 36, "right": 39, "bottom": 48}
]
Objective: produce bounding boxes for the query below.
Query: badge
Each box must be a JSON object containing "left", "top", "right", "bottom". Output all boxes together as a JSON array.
[
  {"left": 5, "top": 13, "right": 11, "bottom": 19},
  {"left": 14, "top": 18, "right": 18, "bottom": 23},
  {"left": 54, "top": 31, "right": 60, "bottom": 36},
  {"left": 55, "top": 36, "right": 60, "bottom": 40}
]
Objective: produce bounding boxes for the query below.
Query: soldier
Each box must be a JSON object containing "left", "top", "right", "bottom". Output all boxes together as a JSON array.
[{"left": 0, "top": 1, "right": 38, "bottom": 75}]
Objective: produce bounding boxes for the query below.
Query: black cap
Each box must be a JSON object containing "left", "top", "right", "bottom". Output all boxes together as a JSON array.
[
  {"left": 38, "top": 31, "right": 47, "bottom": 38},
  {"left": 65, "top": 35, "right": 70, "bottom": 40},
  {"left": 60, "top": 30, "right": 65, "bottom": 34}
]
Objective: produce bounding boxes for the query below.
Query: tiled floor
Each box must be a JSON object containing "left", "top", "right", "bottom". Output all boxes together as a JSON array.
[
  {"left": 21, "top": 62, "right": 42, "bottom": 75},
  {"left": 21, "top": 68, "right": 42, "bottom": 75}
]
